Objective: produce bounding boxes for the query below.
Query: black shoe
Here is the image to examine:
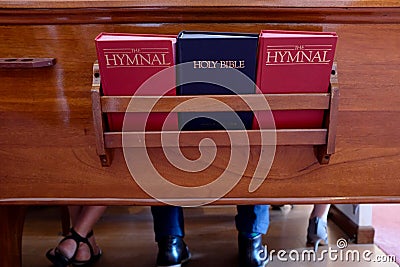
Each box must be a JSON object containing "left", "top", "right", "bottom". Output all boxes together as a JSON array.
[
  {"left": 156, "top": 236, "right": 191, "bottom": 267},
  {"left": 271, "top": 205, "right": 284, "bottom": 210},
  {"left": 238, "top": 234, "right": 268, "bottom": 267},
  {"left": 45, "top": 228, "right": 102, "bottom": 267}
]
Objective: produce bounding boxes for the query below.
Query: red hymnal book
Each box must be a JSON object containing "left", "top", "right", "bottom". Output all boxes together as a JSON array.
[
  {"left": 95, "top": 32, "right": 177, "bottom": 131},
  {"left": 254, "top": 30, "right": 338, "bottom": 129}
]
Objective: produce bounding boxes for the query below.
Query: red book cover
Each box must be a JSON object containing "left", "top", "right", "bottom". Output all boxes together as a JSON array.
[
  {"left": 254, "top": 30, "right": 338, "bottom": 129},
  {"left": 95, "top": 32, "right": 177, "bottom": 131}
]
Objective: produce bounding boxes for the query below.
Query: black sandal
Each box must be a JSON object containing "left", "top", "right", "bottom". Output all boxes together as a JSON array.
[{"left": 46, "top": 228, "right": 102, "bottom": 267}]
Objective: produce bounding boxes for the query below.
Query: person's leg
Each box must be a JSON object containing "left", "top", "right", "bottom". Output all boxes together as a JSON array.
[
  {"left": 68, "top": 206, "right": 82, "bottom": 226},
  {"left": 236, "top": 205, "right": 270, "bottom": 235},
  {"left": 307, "top": 204, "right": 330, "bottom": 251},
  {"left": 70, "top": 206, "right": 106, "bottom": 260},
  {"left": 309, "top": 204, "right": 330, "bottom": 221},
  {"left": 72, "top": 206, "right": 106, "bottom": 236},
  {"left": 151, "top": 206, "right": 184, "bottom": 241},
  {"left": 46, "top": 205, "right": 106, "bottom": 265},
  {"left": 236, "top": 205, "right": 269, "bottom": 267},
  {"left": 151, "top": 206, "right": 189, "bottom": 267},
  {"left": 47, "top": 206, "right": 82, "bottom": 256}
]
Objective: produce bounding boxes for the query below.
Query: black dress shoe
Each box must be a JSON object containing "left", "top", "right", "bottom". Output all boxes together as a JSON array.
[
  {"left": 238, "top": 234, "right": 268, "bottom": 267},
  {"left": 156, "top": 236, "right": 191, "bottom": 267}
]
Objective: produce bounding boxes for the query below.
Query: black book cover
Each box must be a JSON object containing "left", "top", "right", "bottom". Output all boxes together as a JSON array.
[{"left": 176, "top": 31, "right": 258, "bottom": 130}]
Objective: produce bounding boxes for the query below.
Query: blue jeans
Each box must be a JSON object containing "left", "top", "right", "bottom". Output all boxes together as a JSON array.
[
  {"left": 151, "top": 206, "right": 185, "bottom": 241},
  {"left": 151, "top": 205, "right": 269, "bottom": 241},
  {"left": 235, "top": 205, "right": 269, "bottom": 234}
]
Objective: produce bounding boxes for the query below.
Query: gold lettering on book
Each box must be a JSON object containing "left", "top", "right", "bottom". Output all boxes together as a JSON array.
[
  {"left": 193, "top": 60, "right": 245, "bottom": 69},
  {"left": 193, "top": 61, "right": 218, "bottom": 69},
  {"left": 265, "top": 45, "right": 331, "bottom": 65},
  {"left": 104, "top": 48, "right": 170, "bottom": 67}
]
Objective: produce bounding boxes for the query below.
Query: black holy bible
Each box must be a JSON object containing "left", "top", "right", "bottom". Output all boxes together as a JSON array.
[{"left": 176, "top": 31, "right": 258, "bottom": 130}]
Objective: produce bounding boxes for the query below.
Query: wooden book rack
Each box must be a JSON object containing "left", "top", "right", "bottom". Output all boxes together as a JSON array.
[{"left": 91, "top": 62, "right": 339, "bottom": 168}]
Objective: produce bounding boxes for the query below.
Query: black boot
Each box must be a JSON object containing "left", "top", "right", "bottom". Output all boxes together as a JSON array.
[
  {"left": 238, "top": 234, "right": 268, "bottom": 267},
  {"left": 156, "top": 236, "right": 191, "bottom": 267}
]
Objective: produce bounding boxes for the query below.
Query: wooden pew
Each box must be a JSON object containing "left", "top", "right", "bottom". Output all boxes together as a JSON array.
[{"left": 0, "top": 1, "right": 400, "bottom": 266}]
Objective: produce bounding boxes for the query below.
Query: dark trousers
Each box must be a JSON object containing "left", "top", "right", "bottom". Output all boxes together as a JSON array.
[
  {"left": 151, "top": 206, "right": 185, "bottom": 242},
  {"left": 151, "top": 205, "right": 269, "bottom": 241}
]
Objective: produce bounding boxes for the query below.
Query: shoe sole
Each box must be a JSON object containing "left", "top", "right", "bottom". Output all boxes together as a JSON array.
[{"left": 157, "top": 254, "right": 191, "bottom": 267}]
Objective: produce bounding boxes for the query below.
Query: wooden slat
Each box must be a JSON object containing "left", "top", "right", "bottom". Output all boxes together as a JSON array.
[
  {"left": 0, "top": 6, "right": 399, "bottom": 25},
  {"left": 326, "top": 85, "right": 340, "bottom": 154},
  {"left": 2, "top": 0, "right": 400, "bottom": 9},
  {"left": 91, "top": 62, "right": 104, "bottom": 161},
  {"left": 2, "top": 196, "right": 400, "bottom": 206},
  {"left": 90, "top": 87, "right": 105, "bottom": 154},
  {"left": 91, "top": 67, "right": 111, "bottom": 166},
  {"left": 101, "top": 94, "right": 331, "bottom": 112},
  {"left": 316, "top": 63, "right": 339, "bottom": 164},
  {"left": 1, "top": 145, "right": 399, "bottom": 201},
  {"left": 103, "top": 129, "right": 327, "bottom": 148}
]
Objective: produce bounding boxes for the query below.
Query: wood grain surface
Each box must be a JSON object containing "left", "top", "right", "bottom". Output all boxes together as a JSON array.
[
  {"left": 0, "top": 1, "right": 399, "bottom": 25},
  {"left": 1, "top": 0, "right": 400, "bottom": 8},
  {"left": 0, "top": 5, "right": 399, "bottom": 205},
  {"left": 1, "top": 4, "right": 399, "bottom": 266}
]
